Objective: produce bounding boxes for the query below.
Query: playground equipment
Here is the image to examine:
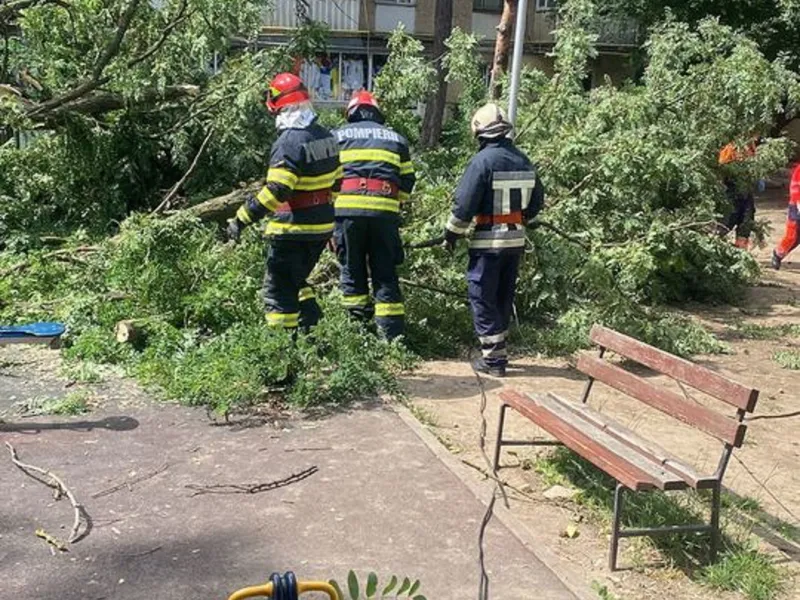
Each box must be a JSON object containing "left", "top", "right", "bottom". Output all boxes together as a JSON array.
[{"left": 228, "top": 572, "right": 339, "bottom": 600}]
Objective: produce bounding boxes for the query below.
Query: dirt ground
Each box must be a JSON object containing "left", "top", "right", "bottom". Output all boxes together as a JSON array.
[{"left": 403, "top": 185, "right": 800, "bottom": 599}]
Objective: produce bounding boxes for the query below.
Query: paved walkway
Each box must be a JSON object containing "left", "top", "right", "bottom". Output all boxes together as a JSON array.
[{"left": 1, "top": 399, "right": 576, "bottom": 600}]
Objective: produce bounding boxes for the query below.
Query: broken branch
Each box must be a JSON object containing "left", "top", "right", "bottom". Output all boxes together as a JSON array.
[
  {"left": 186, "top": 466, "right": 319, "bottom": 496},
  {"left": 26, "top": 0, "right": 142, "bottom": 117},
  {"left": 6, "top": 441, "right": 90, "bottom": 543},
  {"left": 152, "top": 129, "right": 214, "bottom": 215}
]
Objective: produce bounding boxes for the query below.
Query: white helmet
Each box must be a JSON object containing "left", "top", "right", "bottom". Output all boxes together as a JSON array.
[{"left": 471, "top": 103, "right": 513, "bottom": 140}]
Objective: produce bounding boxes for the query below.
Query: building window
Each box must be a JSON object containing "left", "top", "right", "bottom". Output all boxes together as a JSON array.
[
  {"left": 473, "top": 0, "right": 503, "bottom": 13},
  {"left": 536, "top": 0, "right": 557, "bottom": 11},
  {"left": 295, "top": 53, "right": 387, "bottom": 104}
]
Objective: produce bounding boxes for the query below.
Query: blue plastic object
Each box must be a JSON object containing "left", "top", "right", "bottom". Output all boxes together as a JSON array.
[{"left": 0, "top": 322, "right": 66, "bottom": 339}]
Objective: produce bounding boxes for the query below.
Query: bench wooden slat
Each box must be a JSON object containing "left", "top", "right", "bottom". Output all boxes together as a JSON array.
[
  {"left": 590, "top": 325, "right": 758, "bottom": 413},
  {"left": 546, "top": 393, "right": 718, "bottom": 489},
  {"left": 577, "top": 353, "right": 747, "bottom": 447},
  {"left": 500, "top": 390, "right": 677, "bottom": 491},
  {"left": 536, "top": 394, "right": 688, "bottom": 491}
]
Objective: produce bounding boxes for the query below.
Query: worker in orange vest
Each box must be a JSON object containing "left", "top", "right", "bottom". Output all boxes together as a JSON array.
[
  {"left": 772, "top": 163, "right": 800, "bottom": 270},
  {"left": 718, "top": 139, "right": 758, "bottom": 249}
]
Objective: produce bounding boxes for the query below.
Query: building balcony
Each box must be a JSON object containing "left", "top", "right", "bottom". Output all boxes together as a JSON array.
[{"left": 262, "top": 0, "right": 361, "bottom": 31}]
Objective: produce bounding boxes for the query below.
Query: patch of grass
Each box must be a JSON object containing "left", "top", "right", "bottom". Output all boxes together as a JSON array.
[
  {"left": 60, "top": 361, "right": 104, "bottom": 383},
  {"left": 534, "top": 454, "right": 570, "bottom": 487},
  {"left": 700, "top": 548, "right": 784, "bottom": 600},
  {"left": 14, "top": 391, "right": 93, "bottom": 416},
  {"left": 730, "top": 322, "right": 800, "bottom": 340},
  {"left": 405, "top": 402, "right": 439, "bottom": 428},
  {"left": 536, "top": 448, "right": 787, "bottom": 599},
  {"left": 591, "top": 581, "right": 620, "bottom": 600},
  {"left": 773, "top": 349, "right": 800, "bottom": 370},
  {"left": 722, "top": 493, "right": 763, "bottom": 515},
  {"left": 774, "top": 521, "right": 800, "bottom": 544}
]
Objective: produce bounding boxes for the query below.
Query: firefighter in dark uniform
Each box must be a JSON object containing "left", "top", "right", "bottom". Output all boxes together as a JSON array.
[
  {"left": 443, "top": 103, "right": 544, "bottom": 377},
  {"left": 332, "top": 91, "right": 416, "bottom": 340},
  {"left": 227, "top": 72, "right": 342, "bottom": 331}
]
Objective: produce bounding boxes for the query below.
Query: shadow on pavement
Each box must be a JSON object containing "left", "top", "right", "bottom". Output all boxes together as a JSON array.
[{"left": 0, "top": 415, "right": 139, "bottom": 434}]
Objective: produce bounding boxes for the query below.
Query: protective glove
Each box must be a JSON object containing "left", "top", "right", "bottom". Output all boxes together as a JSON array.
[
  {"left": 525, "top": 219, "right": 542, "bottom": 230},
  {"left": 443, "top": 229, "right": 460, "bottom": 254},
  {"left": 226, "top": 218, "right": 244, "bottom": 244}
]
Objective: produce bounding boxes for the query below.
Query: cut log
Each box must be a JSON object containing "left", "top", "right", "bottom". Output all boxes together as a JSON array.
[
  {"left": 184, "top": 182, "right": 261, "bottom": 224},
  {"left": 115, "top": 320, "right": 141, "bottom": 344}
]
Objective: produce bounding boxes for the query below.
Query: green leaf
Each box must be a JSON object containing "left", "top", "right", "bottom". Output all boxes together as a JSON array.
[
  {"left": 347, "top": 570, "right": 360, "bottom": 600},
  {"left": 397, "top": 577, "right": 411, "bottom": 595},
  {"left": 329, "top": 579, "right": 345, "bottom": 600},
  {"left": 412, "top": 596, "right": 427, "bottom": 600},
  {"left": 408, "top": 580, "right": 421, "bottom": 595},
  {"left": 366, "top": 572, "right": 378, "bottom": 597},
  {"left": 381, "top": 575, "right": 398, "bottom": 595}
]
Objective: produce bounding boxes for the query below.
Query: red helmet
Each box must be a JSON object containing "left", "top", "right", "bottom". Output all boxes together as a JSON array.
[
  {"left": 346, "top": 90, "right": 381, "bottom": 121},
  {"left": 264, "top": 72, "right": 310, "bottom": 115}
]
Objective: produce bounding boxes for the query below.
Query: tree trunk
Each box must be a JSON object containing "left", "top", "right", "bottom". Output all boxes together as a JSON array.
[
  {"left": 489, "top": 0, "right": 518, "bottom": 100},
  {"left": 420, "top": 0, "right": 453, "bottom": 148},
  {"left": 184, "top": 182, "right": 261, "bottom": 224}
]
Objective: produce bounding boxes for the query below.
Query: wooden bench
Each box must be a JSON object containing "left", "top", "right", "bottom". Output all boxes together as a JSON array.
[{"left": 493, "top": 324, "right": 759, "bottom": 570}]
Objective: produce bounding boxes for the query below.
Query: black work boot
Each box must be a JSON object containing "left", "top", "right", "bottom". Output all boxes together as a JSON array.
[
  {"left": 772, "top": 250, "right": 782, "bottom": 271},
  {"left": 471, "top": 357, "right": 506, "bottom": 378}
]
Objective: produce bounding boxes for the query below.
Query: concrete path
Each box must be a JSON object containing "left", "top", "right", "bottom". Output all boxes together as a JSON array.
[{"left": 1, "top": 400, "right": 577, "bottom": 600}]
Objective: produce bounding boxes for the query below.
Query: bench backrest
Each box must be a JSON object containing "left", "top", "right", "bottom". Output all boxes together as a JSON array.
[{"left": 578, "top": 325, "right": 759, "bottom": 449}]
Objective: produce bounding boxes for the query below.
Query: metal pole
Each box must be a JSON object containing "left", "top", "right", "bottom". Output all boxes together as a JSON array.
[{"left": 507, "top": 0, "right": 529, "bottom": 126}]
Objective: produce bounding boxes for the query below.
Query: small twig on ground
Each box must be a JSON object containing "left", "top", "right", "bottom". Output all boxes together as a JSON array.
[
  {"left": 152, "top": 128, "right": 214, "bottom": 215},
  {"left": 461, "top": 459, "right": 540, "bottom": 503},
  {"left": 35, "top": 528, "right": 68, "bottom": 552},
  {"left": 91, "top": 463, "right": 169, "bottom": 499},
  {"left": 185, "top": 466, "right": 319, "bottom": 497},
  {"left": 126, "top": 545, "right": 163, "bottom": 558},
  {"left": 6, "top": 442, "right": 89, "bottom": 543},
  {"left": 283, "top": 447, "right": 332, "bottom": 453}
]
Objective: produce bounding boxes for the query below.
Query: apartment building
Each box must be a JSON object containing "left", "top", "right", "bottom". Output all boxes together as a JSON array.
[{"left": 258, "top": 0, "right": 640, "bottom": 104}]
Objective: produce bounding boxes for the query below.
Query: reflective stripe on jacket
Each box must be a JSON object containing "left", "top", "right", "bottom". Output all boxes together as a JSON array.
[
  {"left": 237, "top": 119, "right": 341, "bottom": 241},
  {"left": 333, "top": 121, "right": 415, "bottom": 219},
  {"left": 446, "top": 138, "right": 544, "bottom": 254}
]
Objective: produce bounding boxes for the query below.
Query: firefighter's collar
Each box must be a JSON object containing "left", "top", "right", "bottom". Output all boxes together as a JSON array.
[{"left": 276, "top": 107, "right": 317, "bottom": 131}]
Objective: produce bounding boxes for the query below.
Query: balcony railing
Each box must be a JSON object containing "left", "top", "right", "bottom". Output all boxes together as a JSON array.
[
  {"left": 262, "top": 0, "right": 360, "bottom": 31},
  {"left": 595, "top": 15, "right": 640, "bottom": 47},
  {"left": 531, "top": 12, "right": 640, "bottom": 47}
]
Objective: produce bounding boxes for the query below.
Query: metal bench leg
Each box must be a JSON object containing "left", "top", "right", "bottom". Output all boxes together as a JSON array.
[
  {"left": 709, "top": 483, "right": 721, "bottom": 563},
  {"left": 609, "top": 483, "right": 624, "bottom": 571},
  {"left": 493, "top": 404, "right": 508, "bottom": 472}
]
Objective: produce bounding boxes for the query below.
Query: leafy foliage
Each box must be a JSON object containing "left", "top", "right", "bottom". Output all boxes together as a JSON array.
[
  {"left": 329, "top": 571, "right": 425, "bottom": 600},
  {"left": 373, "top": 27, "right": 436, "bottom": 144}
]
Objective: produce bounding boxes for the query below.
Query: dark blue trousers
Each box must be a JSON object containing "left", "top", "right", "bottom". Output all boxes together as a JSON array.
[
  {"left": 334, "top": 217, "right": 405, "bottom": 340},
  {"left": 467, "top": 252, "right": 520, "bottom": 367},
  {"left": 263, "top": 240, "right": 326, "bottom": 330}
]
